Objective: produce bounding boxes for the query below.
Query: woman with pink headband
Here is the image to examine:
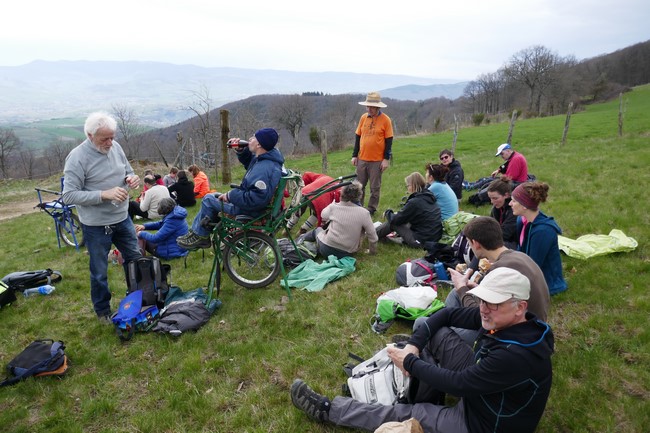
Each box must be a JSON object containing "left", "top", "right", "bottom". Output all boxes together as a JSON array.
[{"left": 510, "top": 182, "right": 567, "bottom": 295}]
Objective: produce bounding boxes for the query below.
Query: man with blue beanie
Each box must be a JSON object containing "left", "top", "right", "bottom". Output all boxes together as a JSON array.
[{"left": 177, "top": 127, "right": 285, "bottom": 250}]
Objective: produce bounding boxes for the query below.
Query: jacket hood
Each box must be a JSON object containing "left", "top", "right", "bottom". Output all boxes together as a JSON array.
[
  {"left": 408, "top": 190, "right": 437, "bottom": 205},
  {"left": 166, "top": 205, "right": 188, "bottom": 220},
  {"left": 532, "top": 211, "right": 562, "bottom": 235},
  {"left": 258, "top": 148, "right": 285, "bottom": 166},
  {"left": 490, "top": 314, "right": 555, "bottom": 359}
]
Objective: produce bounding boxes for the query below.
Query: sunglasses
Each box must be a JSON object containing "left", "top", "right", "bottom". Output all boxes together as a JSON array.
[{"left": 440, "top": 155, "right": 451, "bottom": 161}]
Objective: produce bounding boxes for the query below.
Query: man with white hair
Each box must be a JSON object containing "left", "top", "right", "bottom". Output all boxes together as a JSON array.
[
  {"left": 291, "top": 267, "right": 554, "bottom": 433},
  {"left": 63, "top": 111, "right": 142, "bottom": 323}
]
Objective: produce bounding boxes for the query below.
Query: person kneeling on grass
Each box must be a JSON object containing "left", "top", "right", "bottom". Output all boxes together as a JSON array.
[
  {"left": 291, "top": 267, "right": 554, "bottom": 433},
  {"left": 176, "top": 128, "right": 285, "bottom": 250},
  {"left": 135, "top": 198, "right": 189, "bottom": 260},
  {"left": 300, "top": 181, "right": 377, "bottom": 259}
]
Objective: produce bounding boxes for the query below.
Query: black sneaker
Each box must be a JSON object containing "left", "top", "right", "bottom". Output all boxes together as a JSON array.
[
  {"left": 98, "top": 313, "right": 113, "bottom": 325},
  {"left": 177, "top": 231, "right": 211, "bottom": 250},
  {"left": 391, "top": 333, "right": 411, "bottom": 344},
  {"left": 290, "top": 379, "right": 331, "bottom": 423}
]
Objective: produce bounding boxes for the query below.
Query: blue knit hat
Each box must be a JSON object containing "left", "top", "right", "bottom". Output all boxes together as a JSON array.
[{"left": 255, "top": 128, "right": 279, "bottom": 151}]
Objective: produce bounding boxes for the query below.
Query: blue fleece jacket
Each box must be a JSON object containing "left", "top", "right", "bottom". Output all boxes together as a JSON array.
[
  {"left": 517, "top": 211, "right": 567, "bottom": 295},
  {"left": 227, "top": 147, "right": 285, "bottom": 216},
  {"left": 139, "top": 205, "right": 189, "bottom": 259}
]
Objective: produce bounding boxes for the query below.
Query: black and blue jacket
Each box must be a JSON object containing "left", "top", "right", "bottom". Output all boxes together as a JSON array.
[{"left": 406, "top": 307, "right": 554, "bottom": 433}]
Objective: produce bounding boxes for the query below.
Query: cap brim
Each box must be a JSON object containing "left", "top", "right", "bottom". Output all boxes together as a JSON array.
[
  {"left": 359, "top": 101, "right": 387, "bottom": 108},
  {"left": 467, "top": 286, "right": 512, "bottom": 304}
]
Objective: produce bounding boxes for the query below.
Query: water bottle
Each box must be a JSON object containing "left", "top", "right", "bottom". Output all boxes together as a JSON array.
[
  {"left": 433, "top": 262, "right": 449, "bottom": 281},
  {"left": 23, "top": 285, "right": 56, "bottom": 297},
  {"left": 111, "top": 184, "right": 130, "bottom": 207}
]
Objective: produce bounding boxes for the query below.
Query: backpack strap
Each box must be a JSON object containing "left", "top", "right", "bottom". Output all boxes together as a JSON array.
[{"left": 413, "top": 260, "right": 435, "bottom": 283}]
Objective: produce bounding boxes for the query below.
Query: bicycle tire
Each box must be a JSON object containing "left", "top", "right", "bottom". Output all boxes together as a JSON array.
[
  {"left": 223, "top": 231, "right": 280, "bottom": 289},
  {"left": 60, "top": 211, "right": 85, "bottom": 247}
]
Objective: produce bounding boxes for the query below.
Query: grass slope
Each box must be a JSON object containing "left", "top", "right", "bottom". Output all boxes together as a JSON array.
[{"left": 0, "top": 85, "right": 649, "bottom": 433}]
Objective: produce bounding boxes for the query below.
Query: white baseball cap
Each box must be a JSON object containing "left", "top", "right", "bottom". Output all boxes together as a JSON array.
[
  {"left": 467, "top": 267, "right": 530, "bottom": 304},
  {"left": 495, "top": 143, "right": 512, "bottom": 156}
]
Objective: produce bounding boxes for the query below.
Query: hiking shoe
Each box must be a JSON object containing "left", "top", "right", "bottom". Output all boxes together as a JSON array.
[
  {"left": 290, "top": 379, "right": 331, "bottom": 423},
  {"left": 462, "top": 180, "right": 470, "bottom": 190},
  {"left": 98, "top": 313, "right": 113, "bottom": 325},
  {"left": 177, "top": 230, "right": 211, "bottom": 250}
]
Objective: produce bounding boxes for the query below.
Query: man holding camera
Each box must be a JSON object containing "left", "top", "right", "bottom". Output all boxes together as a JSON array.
[{"left": 177, "top": 128, "right": 285, "bottom": 250}]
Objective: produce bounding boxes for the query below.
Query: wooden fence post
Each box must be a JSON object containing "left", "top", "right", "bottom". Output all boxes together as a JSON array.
[
  {"left": 561, "top": 102, "right": 573, "bottom": 146},
  {"left": 618, "top": 93, "right": 624, "bottom": 137},
  {"left": 220, "top": 110, "right": 231, "bottom": 185},
  {"left": 506, "top": 110, "right": 518, "bottom": 144},
  {"left": 451, "top": 114, "right": 458, "bottom": 154},
  {"left": 319, "top": 129, "right": 328, "bottom": 174}
]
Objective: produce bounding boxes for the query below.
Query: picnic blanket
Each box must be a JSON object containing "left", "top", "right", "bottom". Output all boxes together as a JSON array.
[
  {"left": 558, "top": 229, "right": 638, "bottom": 260},
  {"left": 285, "top": 255, "right": 356, "bottom": 292}
]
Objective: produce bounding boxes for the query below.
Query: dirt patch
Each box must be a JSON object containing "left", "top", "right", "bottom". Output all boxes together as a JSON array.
[{"left": 0, "top": 200, "right": 39, "bottom": 222}]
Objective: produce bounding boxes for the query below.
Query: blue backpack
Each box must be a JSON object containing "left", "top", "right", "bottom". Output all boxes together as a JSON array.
[{"left": 111, "top": 290, "right": 159, "bottom": 341}]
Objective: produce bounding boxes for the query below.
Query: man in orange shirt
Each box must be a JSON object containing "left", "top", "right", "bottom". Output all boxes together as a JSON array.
[{"left": 351, "top": 92, "right": 393, "bottom": 215}]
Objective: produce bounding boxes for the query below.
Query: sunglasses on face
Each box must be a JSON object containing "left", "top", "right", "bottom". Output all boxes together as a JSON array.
[{"left": 440, "top": 155, "right": 451, "bottom": 161}]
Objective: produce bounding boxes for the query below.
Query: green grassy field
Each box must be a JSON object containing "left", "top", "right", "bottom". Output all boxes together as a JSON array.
[{"left": 0, "top": 85, "right": 649, "bottom": 433}]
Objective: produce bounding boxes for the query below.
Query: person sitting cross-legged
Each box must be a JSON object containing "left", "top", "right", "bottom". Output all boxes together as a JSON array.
[
  {"left": 176, "top": 128, "right": 285, "bottom": 250},
  {"left": 291, "top": 266, "right": 554, "bottom": 433}
]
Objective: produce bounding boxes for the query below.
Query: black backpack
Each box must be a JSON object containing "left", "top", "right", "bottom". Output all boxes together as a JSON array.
[
  {"left": 1, "top": 269, "right": 62, "bottom": 293},
  {"left": 126, "top": 257, "right": 170, "bottom": 308},
  {"left": 0, "top": 281, "right": 16, "bottom": 309},
  {"left": 0, "top": 339, "right": 68, "bottom": 387}
]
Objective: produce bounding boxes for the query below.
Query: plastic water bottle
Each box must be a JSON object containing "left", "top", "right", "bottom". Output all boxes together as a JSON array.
[
  {"left": 23, "top": 285, "right": 56, "bottom": 297},
  {"left": 111, "top": 184, "right": 130, "bottom": 207}
]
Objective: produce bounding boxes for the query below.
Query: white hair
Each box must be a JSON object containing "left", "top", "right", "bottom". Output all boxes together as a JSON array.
[{"left": 84, "top": 111, "right": 117, "bottom": 136}]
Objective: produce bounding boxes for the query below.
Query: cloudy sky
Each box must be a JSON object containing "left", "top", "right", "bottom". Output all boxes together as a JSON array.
[{"left": 2, "top": 0, "right": 648, "bottom": 81}]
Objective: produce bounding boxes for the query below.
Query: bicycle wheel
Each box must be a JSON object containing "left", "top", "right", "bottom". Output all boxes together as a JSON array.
[
  {"left": 59, "top": 210, "right": 85, "bottom": 247},
  {"left": 223, "top": 231, "right": 281, "bottom": 289}
]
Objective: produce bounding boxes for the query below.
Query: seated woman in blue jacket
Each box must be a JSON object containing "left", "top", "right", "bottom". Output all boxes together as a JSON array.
[
  {"left": 510, "top": 181, "right": 567, "bottom": 295},
  {"left": 376, "top": 172, "right": 442, "bottom": 249},
  {"left": 135, "top": 198, "right": 189, "bottom": 259}
]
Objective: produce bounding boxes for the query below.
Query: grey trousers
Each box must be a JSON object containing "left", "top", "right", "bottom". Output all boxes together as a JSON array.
[
  {"left": 329, "top": 327, "right": 473, "bottom": 433},
  {"left": 356, "top": 159, "right": 383, "bottom": 213}
]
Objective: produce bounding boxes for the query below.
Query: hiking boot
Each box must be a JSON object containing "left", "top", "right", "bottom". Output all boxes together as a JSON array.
[
  {"left": 462, "top": 180, "right": 470, "bottom": 190},
  {"left": 177, "top": 230, "right": 211, "bottom": 250},
  {"left": 290, "top": 379, "right": 331, "bottom": 423},
  {"left": 98, "top": 313, "right": 113, "bottom": 325}
]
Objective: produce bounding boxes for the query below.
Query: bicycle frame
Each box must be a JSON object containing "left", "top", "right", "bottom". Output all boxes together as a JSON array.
[
  {"left": 35, "top": 187, "right": 84, "bottom": 251},
  {"left": 205, "top": 173, "right": 356, "bottom": 305}
]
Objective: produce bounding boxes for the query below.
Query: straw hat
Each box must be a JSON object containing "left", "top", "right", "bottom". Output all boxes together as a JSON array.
[{"left": 358, "top": 91, "right": 387, "bottom": 108}]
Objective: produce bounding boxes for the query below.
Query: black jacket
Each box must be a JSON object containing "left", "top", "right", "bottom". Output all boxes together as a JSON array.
[
  {"left": 490, "top": 198, "right": 517, "bottom": 249},
  {"left": 445, "top": 159, "right": 464, "bottom": 199},
  {"left": 390, "top": 190, "right": 442, "bottom": 244},
  {"left": 168, "top": 178, "right": 196, "bottom": 207},
  {"left": 406, "top": 307, "right": 554, "bottom": 433}
]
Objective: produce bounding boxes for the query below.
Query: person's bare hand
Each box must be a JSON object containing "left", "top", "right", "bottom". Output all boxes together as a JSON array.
[
  {"left": 218, "top": 193, "right": 229, "bottom": 202},
  {"left": 126, "top": 175, "right": 140, "bottom": 189},
  {"left": 351, "top": 157, "right": 358, "bottom": 166},
  {"left": 134, "top": 224, "right": 145, "bottom": 233},
  {"left": 448, "top": 267, "right": 469, "bottom": 290},
  {"left": 104, "top": 187, "right": 128, "bottom": 203},
  {"left": 380, "top": 159, "right": 390, "bottom": 172},
  {"left": 387, "top": 344, "right": 419, "bottom": 376}
]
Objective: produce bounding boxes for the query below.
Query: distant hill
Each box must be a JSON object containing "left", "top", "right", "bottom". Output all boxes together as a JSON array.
[{"left": 0, "top": 61, "right": 467, "bottom": 125}]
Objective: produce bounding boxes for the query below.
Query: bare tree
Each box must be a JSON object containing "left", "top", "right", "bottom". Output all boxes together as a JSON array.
[
  {"left": 0, "top": 127, "right": 22, "bottom": 179},
  {"left": 271, "top": 94, "right": 312, "bottom": 153},
  {"left": 112, "top": 104, "right": 145, "bottom": 160},
  {"left": 503, "top": 45, "right": 563, "bottom": 114},
  {"left": 185, "top": 83, "right": 219, "bottom": 172},
  {"left": 46, "top": 137, "right": 75, "bottom": 171},
  {"left": 18, "top": 148, "right": 36, "bottom": 179}
]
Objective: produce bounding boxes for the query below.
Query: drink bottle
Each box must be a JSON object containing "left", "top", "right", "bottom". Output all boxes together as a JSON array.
[
  {"left": 227, "top": 139, "right": 249, "bottom": 149},
  {"left": 23, "top": 285, "right": 56, "bottom": 297}
]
